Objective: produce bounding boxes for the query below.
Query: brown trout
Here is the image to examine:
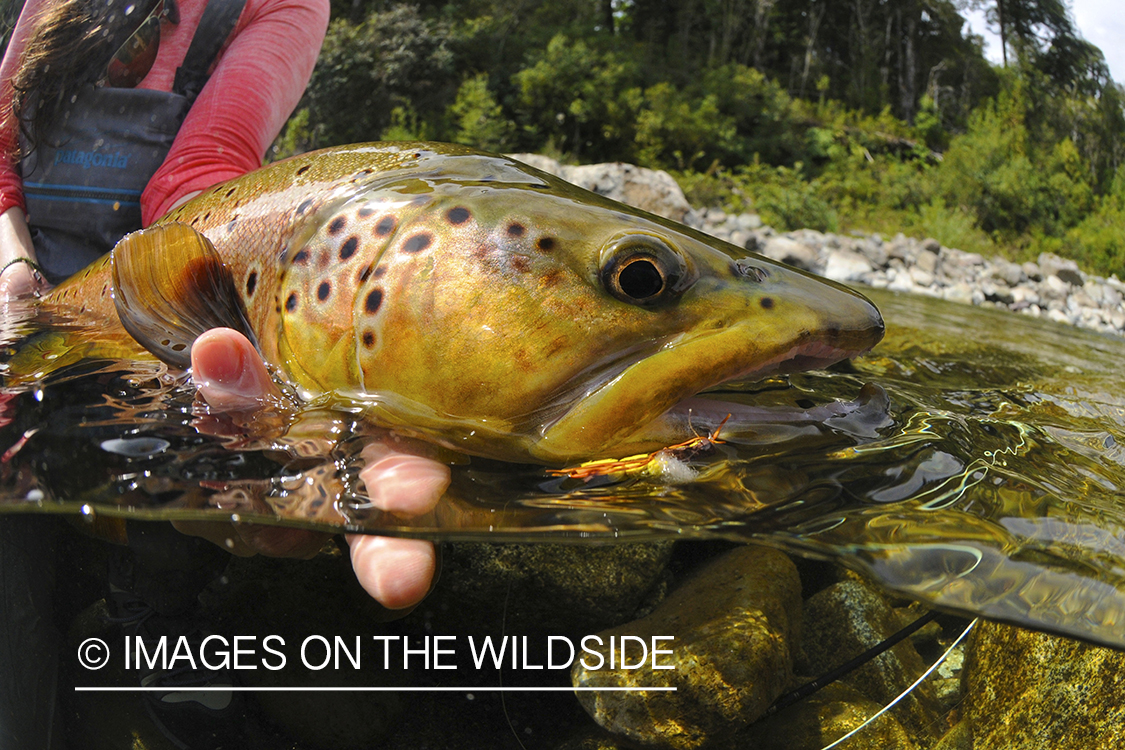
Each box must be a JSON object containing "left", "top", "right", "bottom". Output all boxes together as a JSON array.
[{"left": 9, "top": 142, "right": 884, "bottom": 463}]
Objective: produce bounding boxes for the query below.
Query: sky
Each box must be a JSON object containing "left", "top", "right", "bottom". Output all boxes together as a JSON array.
[{"left": 963, "top": 0, "right": 1125, "bottom": 83}]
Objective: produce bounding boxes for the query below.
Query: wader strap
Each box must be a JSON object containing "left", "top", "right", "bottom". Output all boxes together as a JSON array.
[{"left": 173, "top": 0, "right": 249, "bottom": 103}]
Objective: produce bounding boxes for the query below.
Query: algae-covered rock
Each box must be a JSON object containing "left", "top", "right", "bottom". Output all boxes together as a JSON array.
[
  {"left": 406, "top": 542, "right": 675, "bottom": 639},
  {"left": 572, "top": 546, "right": 801, "bottom": 749},
  {"left": 798, "top": 579, "right": 941, "bottom": 746},
  {"left": 747, "top": 682, "right": 917, "bottom": 750},
  {"left": 963, "top": 620, "right": 1125, "bottom": 749}
]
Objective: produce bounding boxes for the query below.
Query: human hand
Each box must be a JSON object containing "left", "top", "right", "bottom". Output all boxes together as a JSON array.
[
  {"left": 0, "top": 259, "right": 49, "bottom": 301},
  {"left": 0, "top": 208, "right": 49, "bottom": 304},
  {"left": 186, "top": 327, "right": 449, "bottom": 610}
]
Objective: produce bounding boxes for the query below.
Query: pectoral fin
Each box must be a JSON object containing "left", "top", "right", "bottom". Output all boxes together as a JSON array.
[{"left": 112, "top": 223, "right": 257, "bottom": 368}]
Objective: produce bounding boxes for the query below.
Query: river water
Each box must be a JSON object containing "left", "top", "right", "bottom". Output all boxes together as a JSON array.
[{"left": 2, "top": 287, "right": 1124, "bottom": 649}]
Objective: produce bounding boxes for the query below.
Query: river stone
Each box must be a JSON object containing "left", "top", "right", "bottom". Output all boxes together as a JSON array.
[
  {"left": 747, "top": 682, "right": 918, "bottom": 750},
  {"left": 1037, "top": 252, "right": 1085, "bottom": 286},
  {"left": 761, "top": 236, "right": 820, "bottom": 272},
  {"left": 963, "top": 621, "right": 1125, "bottom": 749},
  {"left": 824, "top": 249, "right": 875, "bottom": 282},
  {"left": 914, "top": 248, "right": 939, "bottom": 276},
  {"left": 510, "top": 154, "right": 693, "bottom": 222},
  {"left": 404, "top": 542, "right": 675, "bottom": 639},
  {"left": 572, "top": 546, "right": 801, "bottom": 749},
  {"left": 798, "top": 579, "right": 941, "bottom": 746}
]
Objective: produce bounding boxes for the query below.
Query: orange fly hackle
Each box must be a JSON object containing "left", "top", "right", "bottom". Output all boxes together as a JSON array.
[{"left": 547, "top": 413, "right": 732, "bottom": 480}]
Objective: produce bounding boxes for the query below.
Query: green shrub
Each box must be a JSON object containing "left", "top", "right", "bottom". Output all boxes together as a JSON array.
[{"left": 449, "top": 73, "right": 516, "bottom": 153}]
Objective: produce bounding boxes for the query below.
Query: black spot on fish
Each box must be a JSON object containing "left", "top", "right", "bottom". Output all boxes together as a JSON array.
[
  {"left": 760, "top": 297, "right": 774, "bottom": 310},
  {"left": 358, "top": 206, "right": 376, "bottom": 218},
  {"left": 226, "top": 219, "right": 238, "bottom": 233},
  {"left": 328, "top": 216, "right": 347, "bottom": 235},
  {"left": 225, "top": 187, "right": 236, "bottom": 198},
  {"left": 403, "top": 233, "right": 433, "bottom": 254},
  {"left": 296, "top": 165, "right": 311, "bottom": 176},
  {"left": 365, "top": 289, "right": 383, "bottom": 314},
  {"left": 340, "top": 236, "right": 359, "bottom": 260},
  {"left": 362, "top": 330, "right": 376, "bottom": 348},
  {"left": 286, "top": 293, "right": 298, "bottom": 312},
  {"left": 172, "top": 343, "right": 186, "bottom": 352},
  {"left": 310, "top": 498, "right": 325, "bottom": 510},
  {"left": 507, "top": 223, "right": 526, "bottom": 237},
  {"left": 246, "top": 271, "right": 257, "bottom": 297},
  {"left": 317, "top": 281, "right": 331, "bottom": 301},
  {"left": 375, "top": 217, "right": 396, "bottom": 236},
  {"left": 359, "top": 265, "right": 373, "bottom": 283},
  {"left": 293, "top": 249, "right": 310, "bottom": 264},
  {"left": 203, "top": 212, "right": 211, "bottom": 222},
  {"left": 296, "top": 199, "right": 314, "bottom": 215},
  {"left": 536, "top": 237, "right": 556, "bottom": 252},
  {"left": 447, "top": 207, "right": 471, "bottom": 225}
]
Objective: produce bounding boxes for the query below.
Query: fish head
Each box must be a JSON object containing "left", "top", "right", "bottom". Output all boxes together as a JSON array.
[{"left": 270, "top": 152, "right": 884, "bottom": 463}]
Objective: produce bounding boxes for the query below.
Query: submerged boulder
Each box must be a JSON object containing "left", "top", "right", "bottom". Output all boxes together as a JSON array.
[
  {"left": 572, "top": 546, "right": 801, "bottom": 749},
  {"left": 962, "top": 621, "right": 1125, "bottom": 749}
]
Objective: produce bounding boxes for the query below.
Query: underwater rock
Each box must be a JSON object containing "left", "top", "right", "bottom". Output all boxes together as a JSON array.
[
  {"left": 962, "top": 621, "right": 1125, "bottom": 749},
  {"left": 798, "top": 579, "right": 942, "bottom": 747},
  {"left": 404, "top": 542, "right": 675, "bottom": 639},
  {"left": 746, "top": 682, "right": 918, "bottom": 750},
  {"left": 199, "top": 551, "right": 407, "bottom": 748},
  {"left": 571, "top": 546, "right": 801, "bottom": 749}
]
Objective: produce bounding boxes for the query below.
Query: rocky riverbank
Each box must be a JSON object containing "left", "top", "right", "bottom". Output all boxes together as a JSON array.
[{"left": 516, "top": 154, "right": 1125, "bottom": 338}]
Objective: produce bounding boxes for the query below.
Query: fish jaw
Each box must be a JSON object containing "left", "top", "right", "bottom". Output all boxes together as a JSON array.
[{"left": 529, "top": 260, "right": 884, "bottom": 463}]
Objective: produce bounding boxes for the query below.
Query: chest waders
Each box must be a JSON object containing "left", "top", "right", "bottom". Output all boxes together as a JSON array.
[
  {"left": 20, "top": 0, "right": 246, "bottom": 284},
  {"left": 1, "top": 3, "right": 246, "bottom": 749}
]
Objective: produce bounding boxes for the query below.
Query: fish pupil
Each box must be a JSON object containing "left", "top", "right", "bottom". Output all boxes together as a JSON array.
[{"left": 618, "top": 259, "right": 664, "bottom": 300}]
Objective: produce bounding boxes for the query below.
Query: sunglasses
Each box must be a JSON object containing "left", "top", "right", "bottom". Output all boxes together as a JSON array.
[{"left": 105, "top": 0, "right": 180, "bottom": 88}]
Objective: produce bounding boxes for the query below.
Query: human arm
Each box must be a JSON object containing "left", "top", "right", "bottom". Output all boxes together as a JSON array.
[
  {"left": 0, "top": 1, "right": 51, "bottom": 301},
  {"left": 141, "top": 0, "right": 330, "bottom": 222},
  {"left": 0, "top": 207, "right": 48, "bottom": 300}
]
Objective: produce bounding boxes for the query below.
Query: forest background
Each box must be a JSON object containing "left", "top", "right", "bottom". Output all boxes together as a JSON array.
[{"left": 6, "top": 0, "right": 1125, "bottom": 277}]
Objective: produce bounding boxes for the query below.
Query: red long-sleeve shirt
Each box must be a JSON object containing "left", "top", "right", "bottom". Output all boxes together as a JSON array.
[{"left": 0, "top": 0, "right": 329, "bottom": 225}]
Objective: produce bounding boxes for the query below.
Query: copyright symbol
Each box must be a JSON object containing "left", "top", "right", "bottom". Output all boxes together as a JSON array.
[{"left": 77, "top": 638, "right": 110, "bottom": 670}]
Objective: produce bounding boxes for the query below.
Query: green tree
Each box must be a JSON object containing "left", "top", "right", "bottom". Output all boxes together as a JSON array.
[{"left": 301, "top": 5, "right": 456, "bottom": 147}]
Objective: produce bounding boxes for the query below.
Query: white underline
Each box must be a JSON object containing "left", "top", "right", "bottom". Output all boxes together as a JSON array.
[{"left": 74, "top": 686, "right": 676, "bottom": 693}]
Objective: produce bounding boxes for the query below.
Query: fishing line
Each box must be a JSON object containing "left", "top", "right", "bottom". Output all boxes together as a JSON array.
[
  {"left": 763, "top": 608, "right": 939, "bottom": 718},
  {"left": 813, "top": 617, "right": 978, "bottom": 750}
]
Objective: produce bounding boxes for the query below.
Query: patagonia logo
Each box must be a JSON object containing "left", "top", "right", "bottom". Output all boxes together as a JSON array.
[{"left": 53, "top": 149, "right": 130, "bottom": 170}]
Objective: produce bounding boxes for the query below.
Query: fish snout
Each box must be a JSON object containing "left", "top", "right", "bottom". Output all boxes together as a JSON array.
[{"left": 750, "top": 257, "right": 886, "bottom": 356}]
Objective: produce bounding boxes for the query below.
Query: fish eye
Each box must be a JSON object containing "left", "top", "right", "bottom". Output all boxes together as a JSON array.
[{"left": 600, "top": 235, "right": 693, "bottom": 307}]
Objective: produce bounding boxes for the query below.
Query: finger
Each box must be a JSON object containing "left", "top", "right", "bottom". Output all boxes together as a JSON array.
[
  {"left": 359, "top": 443, "right": 450, "bottom": 516},
  {"left": 346, "top": 533, "right": 436, "bottom": 610},
  {"left": 190, "top": 328, "right": 282, "bottom": 410}
]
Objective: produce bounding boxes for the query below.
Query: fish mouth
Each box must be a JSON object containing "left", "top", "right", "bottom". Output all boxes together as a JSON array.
[
  {"left": 531, "top": 310, "right": 884, "bottom": 463},
  {"left": 718, "top": 337, "right": 875, "bottom": 385}
]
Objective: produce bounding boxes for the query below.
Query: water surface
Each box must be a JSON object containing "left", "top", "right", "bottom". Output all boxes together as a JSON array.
[{"left": 3, "top": 288, "right": 1124, "bottom": 647}]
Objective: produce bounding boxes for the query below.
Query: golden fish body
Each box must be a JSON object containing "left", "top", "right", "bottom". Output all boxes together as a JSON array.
[{"left": 25, "top": 142, "right": 885, "bottom": 463}]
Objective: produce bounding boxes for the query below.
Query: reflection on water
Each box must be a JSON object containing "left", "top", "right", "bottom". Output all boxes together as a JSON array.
[{"left": 3, "top": 288, "right": 1125, "bottom": 647}]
